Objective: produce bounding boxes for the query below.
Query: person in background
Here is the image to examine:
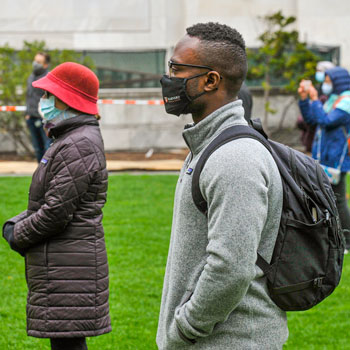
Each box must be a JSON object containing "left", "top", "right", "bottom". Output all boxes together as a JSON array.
[
  {"left": 25, "top": 52, "right": 51, "bottom": 162},
  {"left": 3, "top": 62, "right": 111, "bottom": 350},
  {"left": 315, "top": 61, "right": 336, "bottom": 87},
  {"left": 297, "top": 61, "right": 335, "bottom": 153},
  {"left": 298, "top": 66, "right": 350, "bottom": 251},
  {"left": 237, "top": 81, "right": 253, "bottom": 121}
]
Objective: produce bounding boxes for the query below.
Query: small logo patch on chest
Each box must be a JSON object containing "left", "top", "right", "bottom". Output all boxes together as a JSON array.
[
  {"left": 186, "top": 168, "right": 193, "bottom": 175},
  {"left": 40, "top": 158, "right": 48, "bottom": 165}
]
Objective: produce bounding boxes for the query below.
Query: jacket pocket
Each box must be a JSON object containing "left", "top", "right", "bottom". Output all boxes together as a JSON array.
[
  {"left": 179, "top": 290, "right": 193, "bottom": 307},
  {"left": 176, "top": 324, "right": 196, "bottom": 345},
  {"left": 173, "top": 291, "right": 197, "bottom": 345},
  {"left": 44, "top": 241, "right": 48, "bottom": 266},
  {"left": 24, "top": 255, "right": 29, "bottom": 284}
]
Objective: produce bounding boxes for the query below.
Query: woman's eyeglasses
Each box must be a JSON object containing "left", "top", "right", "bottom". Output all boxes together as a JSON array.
[{"left": 43, "top": 91, "right": 51, "bottom": 99}]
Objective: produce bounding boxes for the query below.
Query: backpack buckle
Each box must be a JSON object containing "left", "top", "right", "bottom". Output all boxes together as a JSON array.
[
  {"left": 313, "top": 277, "right": 323, "bottom": 288},
  {"left": 325, "top": 210, "right": 331, "bottom": 226}
]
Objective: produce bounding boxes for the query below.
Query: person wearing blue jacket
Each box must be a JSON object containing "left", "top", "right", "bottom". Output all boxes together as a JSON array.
[{"left": 298, "top": 67, "right": 350, "bottom": 250}]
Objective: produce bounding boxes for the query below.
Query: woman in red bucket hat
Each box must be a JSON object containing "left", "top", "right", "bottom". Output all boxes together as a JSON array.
[{"left": 2, "top": 62, "right": 111, "bottom": 350}]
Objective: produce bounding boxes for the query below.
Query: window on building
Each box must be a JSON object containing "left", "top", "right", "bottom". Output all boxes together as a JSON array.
[
  {"left": 82, "top": 50, "right": 166, "bottom": 88},
  {"left": 246, "top": 45, "right": 340, "bottom": 87}
]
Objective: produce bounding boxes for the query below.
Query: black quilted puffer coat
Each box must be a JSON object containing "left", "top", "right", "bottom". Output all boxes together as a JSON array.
[{"left": 10, "top": 114, "right": 111, "bottom": 338}]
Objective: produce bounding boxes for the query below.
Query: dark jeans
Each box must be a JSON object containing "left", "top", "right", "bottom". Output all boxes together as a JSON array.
[
  {"left": 26, "top": 116, "right": 51, "bottom": 163},
  {"left": 50, "top": 337, "right": 87, "bottom": 350},
  {"left": 332, "top": 173, "right": 350, "bottom": 249}
]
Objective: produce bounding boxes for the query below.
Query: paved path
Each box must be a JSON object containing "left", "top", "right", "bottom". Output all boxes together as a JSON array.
[{"left": 0, "top": 159, "right": 183, "bottom": 175}]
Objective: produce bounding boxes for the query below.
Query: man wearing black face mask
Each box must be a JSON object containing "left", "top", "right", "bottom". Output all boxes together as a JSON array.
[
  {"left": 25, "top": 52, "right": 51, "bottom": 162},
  {"left": 157, "top": 23, "right": 287, "bottom": 350}
]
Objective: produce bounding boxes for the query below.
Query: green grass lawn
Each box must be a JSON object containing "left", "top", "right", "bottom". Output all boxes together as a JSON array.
[{"left": 0, "top": 175, "right": 349, "bottom": 349}]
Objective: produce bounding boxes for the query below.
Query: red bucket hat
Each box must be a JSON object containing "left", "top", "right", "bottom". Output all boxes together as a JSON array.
[{"left": 32, "top": 62, "right": 99, "bottom": 115}]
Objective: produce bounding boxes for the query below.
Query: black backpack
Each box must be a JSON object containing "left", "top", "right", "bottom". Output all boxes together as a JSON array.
[{"left": 192, "top": 120, "right": 345, "bottom": 311}]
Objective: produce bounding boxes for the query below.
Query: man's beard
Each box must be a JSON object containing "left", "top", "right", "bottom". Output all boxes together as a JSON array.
[
  {"left": 182, "top": 80, "right": 206, "bottom": 117},
  {"left": 181, "top": 100, "right": 205, "bottom": 116}
]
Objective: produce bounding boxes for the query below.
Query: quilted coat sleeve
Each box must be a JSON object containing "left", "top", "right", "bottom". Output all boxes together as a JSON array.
[
  {"left": 309, "top": 101, "right": 350, "bottom": 128},
  {"left": 13, "top": 138, "right": 100, "bottom": 249},
  {"left": 300, "top": 99, "right": 350, "bottom": 128}
]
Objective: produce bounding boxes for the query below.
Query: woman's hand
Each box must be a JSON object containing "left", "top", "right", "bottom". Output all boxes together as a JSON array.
[
  {"left": 2, "top": 222, "right": 26, "bottom": 256},
  {"left": 308, "top": 85, "right": 319, "bottom": 101},
  {"left": 298, "top": 80, "right": 309, "bottom": 100}
]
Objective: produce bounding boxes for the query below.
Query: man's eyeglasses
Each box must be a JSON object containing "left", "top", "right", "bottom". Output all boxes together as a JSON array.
[
  {"left": 168, "top": 60, "right": 214, "bottom": 77},
  {"left": 168, "top": 60, "right": 222, "bottom": 80}
]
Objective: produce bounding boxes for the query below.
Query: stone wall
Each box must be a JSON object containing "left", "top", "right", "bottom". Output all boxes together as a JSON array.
[
  {"left": 0, "top": 88, "right": 302, "bottom": 153},
  {"left": 98, "top": 88, "right": 301, "bottom": 151}
]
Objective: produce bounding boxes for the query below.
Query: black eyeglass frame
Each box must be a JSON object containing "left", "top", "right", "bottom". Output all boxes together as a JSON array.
[
  {"left": 168, "top": 60, "right": 223, "bottom": 79},
  {"left": 168, "top": 60, "right": 214, "bottom": 71}
]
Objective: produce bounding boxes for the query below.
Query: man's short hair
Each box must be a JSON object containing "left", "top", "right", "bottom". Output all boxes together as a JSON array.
[
  {"left": 186, "top": 22, "right": 247, "bottom": 97},
  {"left": 37, "top": 52, "right": 51, "bottom": 64}
]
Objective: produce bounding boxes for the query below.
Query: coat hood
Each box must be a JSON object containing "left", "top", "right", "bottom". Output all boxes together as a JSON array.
[{"left": 325, "top": 67, "right": 350, "bottom": 94}]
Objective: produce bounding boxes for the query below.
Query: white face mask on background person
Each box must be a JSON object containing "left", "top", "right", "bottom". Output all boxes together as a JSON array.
[
  {"left": 315, "top": 71, "right": 325, "bottom": 83},
  {"left": 321, "top": 82, "right": 333, "bottom": 95}
]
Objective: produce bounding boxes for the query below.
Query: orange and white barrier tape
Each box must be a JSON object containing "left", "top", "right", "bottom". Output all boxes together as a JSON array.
[
  {"left": 98, "top": 99, "right": 164, "bottom": 105},
  {"left": 0, "top": 106, "right": 26, "bottom": 111},
  {"left": 0, "top": 99, "right": 165, "bottom": 112}
]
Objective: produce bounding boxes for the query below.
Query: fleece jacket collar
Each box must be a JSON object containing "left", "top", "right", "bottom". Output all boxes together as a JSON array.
[{"left": 182, "top": 100, "right": 246, "bottom": 156}]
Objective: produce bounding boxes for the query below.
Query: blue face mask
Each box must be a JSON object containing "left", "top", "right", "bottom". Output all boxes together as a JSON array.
[
  {"left": 315, "top": 71, "right": 325, "bottom": 83},
  {"left": 321, "top": 82, "right": 333, "bottom": 95},
  {"left": 39, "top": 95, "right": 64, "bottom": 121}
]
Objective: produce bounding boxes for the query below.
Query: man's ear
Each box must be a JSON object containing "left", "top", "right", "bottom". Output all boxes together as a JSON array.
[{"left": 204, "top": 71, "right": 221, "bottom": 92}]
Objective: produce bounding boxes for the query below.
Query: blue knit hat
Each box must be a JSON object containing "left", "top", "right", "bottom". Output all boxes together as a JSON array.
[{"left": 325, "top": 67, "right": 350, "bottom": 94}]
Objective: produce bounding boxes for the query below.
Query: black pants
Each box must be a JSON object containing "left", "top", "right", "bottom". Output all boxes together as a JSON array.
[
  {"left": 332, "top": 173, "right": 350, "bottom": 249},
  {"left": 26, "top": 116, "right": 51, "bottom": 163},
  {"left": 50, "top": 337, "right": 87, "bottom": 350}
]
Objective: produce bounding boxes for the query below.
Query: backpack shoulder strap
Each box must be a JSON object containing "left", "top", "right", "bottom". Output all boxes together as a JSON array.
[
  {"left": 191, "top": 123, "right": 273, "bottom": 273},
  {"left": 192, "top": 124, "right": 271, "bottom": 215}
]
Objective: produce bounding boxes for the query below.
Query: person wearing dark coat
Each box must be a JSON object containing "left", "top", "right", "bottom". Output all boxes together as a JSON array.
[
  {"left": 237, "top": 81, "right": 253, "bottom": 121},
  {"left": 25, "top": 52, "right": 52, "bottom": 162},
  {"left": 2, "top": 62, "right": 111, "bottom": 350}
]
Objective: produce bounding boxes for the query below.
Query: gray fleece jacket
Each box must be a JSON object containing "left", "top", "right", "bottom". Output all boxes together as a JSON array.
[{"left": 157, "top": 101, "right": 288, "bottom": 350}]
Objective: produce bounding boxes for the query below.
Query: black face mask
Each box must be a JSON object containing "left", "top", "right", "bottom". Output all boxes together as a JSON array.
[
  {"left": 160, "top": 72, "right": 208, "bottom": 116},
  {"left": 32, "top": 61, "right": 45, "bottom": 76}
]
